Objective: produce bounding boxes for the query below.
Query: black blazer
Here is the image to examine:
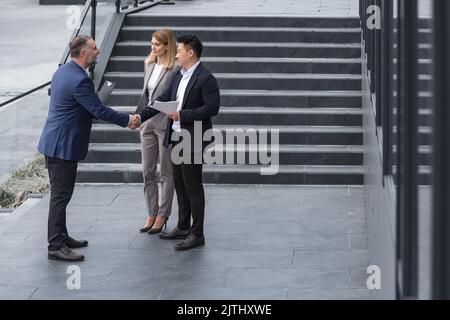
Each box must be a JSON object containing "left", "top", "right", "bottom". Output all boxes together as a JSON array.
[{"left": 139, "top": 62, "right": 220, "bottom": 151}]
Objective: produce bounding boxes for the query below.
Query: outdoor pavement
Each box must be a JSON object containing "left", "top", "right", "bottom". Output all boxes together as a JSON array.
[{"left": 0, "top": 184, "right": 369, "bottom": 300}]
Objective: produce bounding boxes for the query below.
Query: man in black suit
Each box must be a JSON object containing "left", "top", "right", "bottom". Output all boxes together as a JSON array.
[{"left": 138, "top": 35, "right": 220, "bottom": 250}]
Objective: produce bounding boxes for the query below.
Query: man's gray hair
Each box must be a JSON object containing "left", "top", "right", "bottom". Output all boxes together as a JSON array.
[{"left": 69, "top": 35, "right": 92, "bottom": 58}]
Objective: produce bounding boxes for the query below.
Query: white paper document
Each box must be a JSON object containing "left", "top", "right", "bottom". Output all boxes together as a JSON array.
[{"left": 151, "top": 100, "right": 179, "bottom": 114}]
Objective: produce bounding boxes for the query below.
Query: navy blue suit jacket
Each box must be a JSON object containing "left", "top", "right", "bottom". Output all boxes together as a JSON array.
[{"left": 37, "top": 61, "right": 129, "bottom": 161}]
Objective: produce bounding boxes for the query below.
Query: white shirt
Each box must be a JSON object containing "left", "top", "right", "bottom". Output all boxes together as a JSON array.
[
  {"left": 172, "top": 61, "right": 201, "bottom": 132},
  {"left": 147, "top": 63, "right": 164, "bottom": 101}
]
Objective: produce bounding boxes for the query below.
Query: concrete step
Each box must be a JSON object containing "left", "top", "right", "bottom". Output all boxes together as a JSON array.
[
  {"left": 203, "top": 164, "right": 365, "bottom": 185},
  {"left": 392, "top": 59, "right": 432, "bottom": 75},
  {"left": 89, "top": 124, "right": 363, "bottom": 145},
  {"left": 391, "top": 91, "right": 432, "bottom": 108},
  {"left": 99, "top": 105, "right": 431, "bottom": 127},
  {"left": 393, "top": 43, "right": 431, "bottom": 59},
  {"left": 392, "top": 74, "right": 432, "bottom": 92},
  {"left": 76, "top": 163, "right": 364, "bottom": 185},
  {"left": 213, "top": 107, "right": 363, "bottom": 126},
  {"left": 392, "top": 165, "right": 431, "bottom": 186},
  {"left": 392, "top": 145, "right": 432, "bottom": 166},
  {"left": 391, "top": 108, "right": 432, "bottom": 126},
  {"left": 390, "top": 90, "right": 432, "bottom": 104},
  {"left": 124, "top": 15, "right": 361, "bottom": 28},
  {"left": 392, "top": 28, "right": 433, "bottom": 43},
  {"left": 106, "top": 88, "right": 362, "bottom": 108},
  {"left": 107, "top": 56, "right": 363, "bottom": 74},
  {"left": 392, "top": 126, "right": 432, "bottom": 145},
  {"left": 113, "top": 41, "right": 362, "bottom": 58},
  {"left": 393, "top": 18, "right": 432, "bottom": 29},
  {"left": 99, "top": 106, "right": 362, "bottom": 126},
  {"left": 119, "top": 26, "right": 362, "bottom": 43},
  {"left": 83, "top": 143, "right": 363, "bottom": 166},
  {"left": 104, "top": 72, "right": 363, "bottom": 91},
  {"left": 417, "top": 108, "right": 432, "bottom": 126}
]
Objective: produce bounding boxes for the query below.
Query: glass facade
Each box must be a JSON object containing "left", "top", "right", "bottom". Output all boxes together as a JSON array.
[{"left": 361, "top": 0, "right": 449, "bottom": 299}]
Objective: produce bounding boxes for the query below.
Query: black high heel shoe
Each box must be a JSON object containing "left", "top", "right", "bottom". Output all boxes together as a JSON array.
[
  {"left": 148, "top": 217, "right": 168, "bottom": 234},
  {"left": 139, "top": 218, "right": 156, "bottom": 233}
]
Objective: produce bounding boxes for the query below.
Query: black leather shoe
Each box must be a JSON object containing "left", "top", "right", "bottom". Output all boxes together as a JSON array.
[
  {"left": 159, "top": 226, "right": 190, "bottom": 240},
  {"left": 48, "top": 246, "right": 85, "bottom": 262},
  {"left": 174, "top": 234, "right": 205, "bottom": 251},
  {"left": 66, "top": 236, "right": 88, "bottom": 249}
]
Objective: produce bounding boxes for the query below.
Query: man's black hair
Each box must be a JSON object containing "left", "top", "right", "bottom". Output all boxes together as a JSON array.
[{"left": 177, "top": 34, "right": 203, "bottom": 59}]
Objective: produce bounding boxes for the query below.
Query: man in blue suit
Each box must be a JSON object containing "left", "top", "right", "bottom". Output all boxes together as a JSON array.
[{"left": 38, "top": 35, "right": 140, "bottom": 262}]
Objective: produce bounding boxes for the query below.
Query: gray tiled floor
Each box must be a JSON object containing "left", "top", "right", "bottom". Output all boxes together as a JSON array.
[{"left": 0, "top": 184, "right": 370, "bottom": 300}]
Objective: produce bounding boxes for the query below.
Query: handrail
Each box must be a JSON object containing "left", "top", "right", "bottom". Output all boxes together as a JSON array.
[
  {"left": 1, "top": 0, "right": 171, "bottom": 109},
  {"left": 59, "top": 0, "right": 94, "bottom": 67},
  {"left": 116, "top": 1, "right": 154, "bottom": 13},
  {"left": 0, "top": 0, "right": 94, "bottom": 109},
  {"left": 93, "top": 0, "right": 164, "bottom": 90},
  {"left": 115, "top": 0, "right": 173, "bottom": 13},
  {"left": 0, "top": 81, "right": 51, "bottom": 109}
]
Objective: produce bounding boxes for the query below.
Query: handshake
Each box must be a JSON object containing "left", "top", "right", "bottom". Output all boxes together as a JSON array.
[{"left": 128, "top": 114, "right": 141, "bottom": 130}]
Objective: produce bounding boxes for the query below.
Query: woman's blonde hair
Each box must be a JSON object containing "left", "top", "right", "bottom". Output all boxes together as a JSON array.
[{"left": 144, "top": 29, "right": 176, "bottom": 69}]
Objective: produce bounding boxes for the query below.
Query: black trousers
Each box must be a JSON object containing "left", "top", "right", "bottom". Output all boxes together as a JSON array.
[
  {"left": 45, "top": 156, "right": 78, "bottom": 251},
  {"left": 172, "top": 151, "right": 205, "bottom": 237}
]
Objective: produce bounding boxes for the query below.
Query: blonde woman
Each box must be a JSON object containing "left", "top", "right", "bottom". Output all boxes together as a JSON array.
[{"left": 136, "top": 29, "right": 179, "bottom": 234}]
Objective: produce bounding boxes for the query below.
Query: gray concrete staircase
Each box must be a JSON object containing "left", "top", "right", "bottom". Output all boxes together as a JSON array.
[{"left": 77, "top": 14, "right": 364, "bottom": 185}]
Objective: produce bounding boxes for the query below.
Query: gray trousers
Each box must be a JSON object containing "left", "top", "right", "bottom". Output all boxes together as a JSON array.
[{"left": 140, "top": 123, "right": 174, "bottom": 218}]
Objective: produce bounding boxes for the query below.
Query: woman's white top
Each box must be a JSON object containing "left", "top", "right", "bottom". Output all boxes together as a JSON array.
[{"left": 147, "top": 63, "right": 164, "bottom": 99}]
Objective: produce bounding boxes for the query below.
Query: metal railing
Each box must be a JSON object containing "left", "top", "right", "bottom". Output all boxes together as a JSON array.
[
  {"left": 59, "top": 0, "right": 96, "bottom": 75},
  {"left": 0, "top": 0, "right": 171, "bottom": 109},
  {"left": 0, "top": 0, "right": 95, "bottom": 108},
  {"left": 116, "top": 0, "right": 150, "bottom": 13},
  {"left": 0, "top": 0, "right": 95, "bottom": 109},
  {"left": 0, "top": 82, "right": 51, "bottom": 108},
  {"left": 115, "top": 0, "right": 173, "bottom": 13}
]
